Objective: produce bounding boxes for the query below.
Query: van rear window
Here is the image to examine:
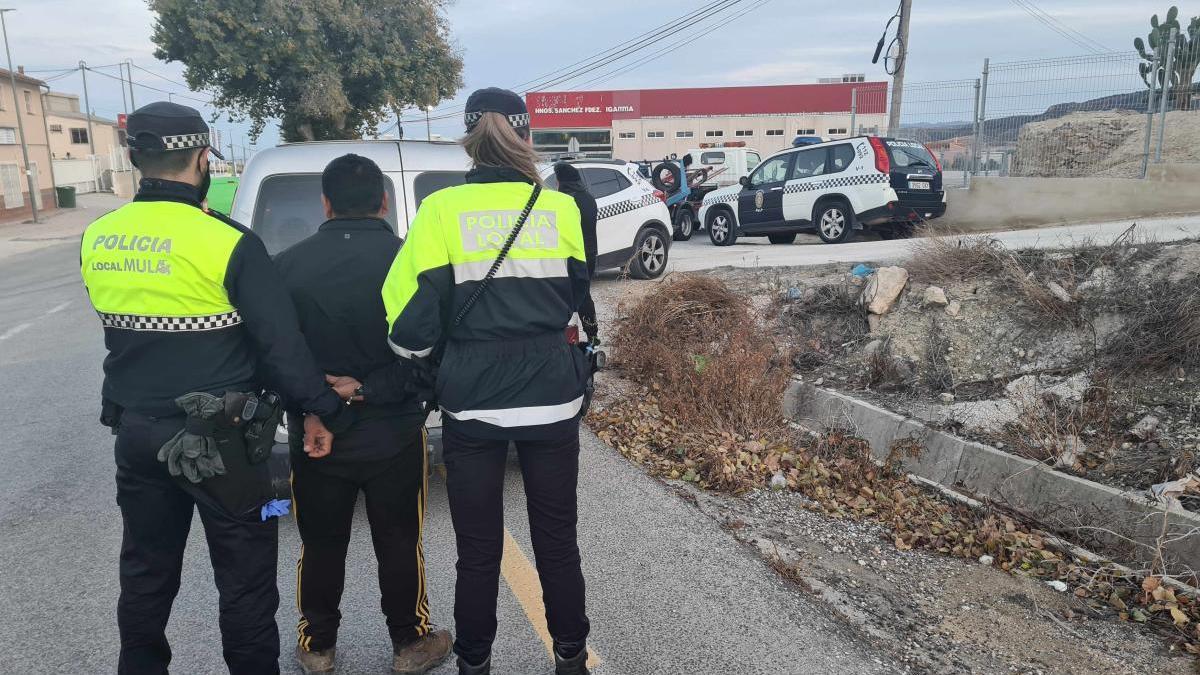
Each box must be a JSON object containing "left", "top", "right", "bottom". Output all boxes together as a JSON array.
[
  {"left": 413, "top": 171, "right": 466, "bottom": 208},
  {"left": 253, "top": 174, "right": 398, "bottom": 255},
  {"left": 700, "top": 151, "right": 726, "bottom": 165},
  {"left": 885, "top": 140, "right": 938, "bottom": 170}
]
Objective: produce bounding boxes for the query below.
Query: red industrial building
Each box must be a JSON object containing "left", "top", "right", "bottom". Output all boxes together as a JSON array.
[{"left": 527, "top": 81, "right": 888, "bottom": 159}]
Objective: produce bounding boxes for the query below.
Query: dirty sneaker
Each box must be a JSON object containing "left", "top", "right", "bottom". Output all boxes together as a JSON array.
[
  {"left": 554, "top": 646, "right": 589, "bottom": 675},
  {"left": 456, "top": 654, "right": 491, "bottom": 675},
  {"left": 393, "top": 628, "right": 453, "bottom": 674},
  {"left": 295, "top": 644, "right": 336, "bottom": 674}
]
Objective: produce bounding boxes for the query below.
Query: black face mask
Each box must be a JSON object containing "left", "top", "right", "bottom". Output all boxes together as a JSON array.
[{"left": 196, "top": 155, "right": 211, "bottom": 202}]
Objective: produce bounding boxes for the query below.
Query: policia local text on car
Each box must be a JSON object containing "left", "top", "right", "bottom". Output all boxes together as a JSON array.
[{"left": 79, "top": 102, "right": 352, "bottom": 675}]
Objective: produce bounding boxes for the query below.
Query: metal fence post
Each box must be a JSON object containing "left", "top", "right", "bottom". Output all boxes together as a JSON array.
[
  {"left": 1155, "top": 27, "right": 1178, "bottom": 164},
  {"left": 850, "top": 87, "right": 857, "bottom": 136},
  {"left": 1140, "top": 43, "right": 1163, "bottom": 178},
  {"left": 970, "top": 78, "right": 981, "bottom": 179},
  {"left": 978, "top": 59, "right": 989, "bottom": 176}
]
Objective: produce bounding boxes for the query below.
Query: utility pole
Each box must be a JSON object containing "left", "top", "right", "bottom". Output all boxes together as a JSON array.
[
  {"left": 118, "top": 62, "right": 128, "bottom": 114},
  {"left": 125, "top": 59, "right": 136, "bottom": 109},
  {"left": 886, "top": 0, "right": 912, "bottom": 136},
  {"left": 228, "top": 138, "right": 237, "bottom": 177},
  {"left": 78, "top": 61, "right": 96, "bottom": 157},
  {"left": 425, "top": 107, "right": 432, "bottom": 140},
  {"left": 0, "top": 8, "right": 39, "bottom": 222}
]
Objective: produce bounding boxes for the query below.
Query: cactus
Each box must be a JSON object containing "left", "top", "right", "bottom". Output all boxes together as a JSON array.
[{"left": 1135, "top": 6, "right": 1200, "bottom": 110}]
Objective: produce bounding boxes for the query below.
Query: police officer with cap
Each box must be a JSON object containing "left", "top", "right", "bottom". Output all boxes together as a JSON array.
[
  {"left": 80, "top": 101, "right": 352, "bottom": 674},
  {"left": 382, "top": 87, "right": 593, "bottom": 675}
]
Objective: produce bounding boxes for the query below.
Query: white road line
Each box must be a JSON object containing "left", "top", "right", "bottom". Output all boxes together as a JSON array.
[
  {"left": 45, "top": 301, "right": 71, "bottom": 315},
  {"left": 0, "top": 323, "right": 31, "bottom": 341}
]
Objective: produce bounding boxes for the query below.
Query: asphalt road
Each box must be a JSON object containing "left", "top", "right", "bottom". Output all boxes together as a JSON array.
[
  {"left": 0, "top": 219, "right": 886, "bottom": 673},
  {"left": 664, "top": 213, "right": 1200, "bottom": 273}
]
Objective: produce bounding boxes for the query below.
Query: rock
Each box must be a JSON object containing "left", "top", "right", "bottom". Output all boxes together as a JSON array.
[
  {"left": 1130, "top": 415, "right": 1161, "bottom": 441},
  {"left": 978, "top": 555, "right": 995, "bottom": 565},
  {"left": 938, "top": 392, "right": 955, "bottom": 404},
  {"left": 1045, "top": 580, "right": 1069, "bottom": 592},
  {"left": 923, "top": 286, "right": 949, "bottom": 306},
  {"left": 1076, "top": 266, "right": 1117, "bottom": 298},
  {"left": 1046, "top": 280, "right": 1074, "bottom": 303},
  {"left": 770, "top": 472, "right": 787, "bottom": 491},
  {"left": 867, "top": 314, "right": 883, "bottom": 333},
  {"left": 1055, "top": 435, "right": 1085, "bottom": 468},
  {"left": 945, "top": 300, "right": 962, "bottom": 317},
  {"left": 863, "top": 339, "right": 885, "bottom": 357},
  {"left": 813, "top": 377, "right": 824, "bottom": 386},
  {"left": 863, "top": 266, "right": 909, "bottom": 315}
]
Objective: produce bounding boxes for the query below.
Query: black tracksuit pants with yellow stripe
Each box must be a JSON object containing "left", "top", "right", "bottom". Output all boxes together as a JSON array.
[{"left": 291, "top": 416, "right": 431, "bottom": 652}]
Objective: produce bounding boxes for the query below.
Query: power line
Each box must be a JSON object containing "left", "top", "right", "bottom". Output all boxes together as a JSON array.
[
  {"left": 84, "top": 65, "right": 213, "bottom": 106},
  {"left": 574, "top": 0, "right": 776, "bottom": 90},
  {"left": 131, "top": 62, "right": 193, "bottom": 91},
  {"left": 1008, "top": 0, "right": 1106, "bottom": 53},
  {"left": 381, "top": 0, "right": 752, "bottom": 133},
  {"left": 1017, "top": 0, "right": 1109, "bottom": 52}
]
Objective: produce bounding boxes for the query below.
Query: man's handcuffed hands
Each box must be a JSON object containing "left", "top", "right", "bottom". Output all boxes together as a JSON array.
[
  {"left": 325, "top": 374, "right": 363, "bottom": 403},
  {"left": 302, "top": 414, "right": 334, "bottom": 458}
]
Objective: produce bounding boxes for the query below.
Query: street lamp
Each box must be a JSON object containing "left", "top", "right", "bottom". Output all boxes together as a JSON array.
[{"left": 0, "top": 8, "right": 40, "bottom": 223}]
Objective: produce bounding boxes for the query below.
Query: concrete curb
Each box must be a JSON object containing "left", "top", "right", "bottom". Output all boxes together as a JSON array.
[{"left": 784, "top": 381, "right": 1200, "bottom": 569}]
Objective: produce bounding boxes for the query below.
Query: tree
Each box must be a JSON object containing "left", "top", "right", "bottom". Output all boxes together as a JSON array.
[
  {"left": 149, "top": 0, "right": 463, "bottom": 141},
  {"left": 1134, "top": 6, "right": 1200, "bottom": 111}
]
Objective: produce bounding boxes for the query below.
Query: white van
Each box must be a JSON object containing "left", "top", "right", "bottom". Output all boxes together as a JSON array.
[
  {"left": 685, "top": 145, "right": 763, "bottom": 189},
  {"left": 232, "top": 140, "right": 670, "bottom": 279}
]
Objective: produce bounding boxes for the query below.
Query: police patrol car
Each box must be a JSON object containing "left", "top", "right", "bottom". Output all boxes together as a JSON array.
[{"left": 697, "top": 136, "right": 947, "bottom": 245}]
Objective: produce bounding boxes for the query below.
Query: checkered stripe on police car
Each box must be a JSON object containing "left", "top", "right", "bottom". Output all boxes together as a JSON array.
[
  {"left": 701, "top": 193, "right": 738, "bottom": 207},
  {"left": 783, "top": 173, "right": 889, "bottom": 194},
  {"left": 98, "top": 310, "right": 242, "bottom": 332},
  {"left": 161, "top": 133, "right": 212, "bottom": 151},
  {"left": 597, "top": 193, "right": 658, "bottom": 221}
]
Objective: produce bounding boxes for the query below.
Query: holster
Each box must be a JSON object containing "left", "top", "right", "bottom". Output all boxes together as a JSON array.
[{"left": 220, "top": 391, "right": 283, "bottom": 466}]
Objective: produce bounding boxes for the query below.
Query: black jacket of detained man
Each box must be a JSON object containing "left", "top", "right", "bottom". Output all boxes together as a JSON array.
[{"left": 274, "top": 216, "right": 424, "bottom": 462}]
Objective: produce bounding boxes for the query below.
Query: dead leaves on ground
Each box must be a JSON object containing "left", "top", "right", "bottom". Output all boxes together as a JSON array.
[{"left": 587, "top": 390, "right": 1200, "bottom": 656}]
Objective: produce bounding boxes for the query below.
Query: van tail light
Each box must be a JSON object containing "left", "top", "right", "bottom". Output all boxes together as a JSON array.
[
  {"left": 653, "top": 189, "right": 667, "bottom": 202},
  {"left": 868, "top": 137, "right": 890, "bottom": 174},
  {"left": 924, "top": 143, "right": 943, "bottom": 172}
]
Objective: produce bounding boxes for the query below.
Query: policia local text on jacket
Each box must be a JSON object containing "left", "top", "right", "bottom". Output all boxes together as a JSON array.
[
  {"left": 80, "top": 177, "right": 349, "bottom": 675},
  {"left": 382, "top": 164, "right": 592, "bottom": 667},
  {"left": 273, "top": 215, "right": 438, "bottom": 658}
]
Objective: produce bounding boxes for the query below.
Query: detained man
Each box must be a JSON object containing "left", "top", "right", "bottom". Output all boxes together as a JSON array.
[{"left": 274, "top": 153, "right": 452, "bottom": 674}]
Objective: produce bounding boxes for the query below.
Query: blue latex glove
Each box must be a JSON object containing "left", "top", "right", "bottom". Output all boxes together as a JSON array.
[{"left": 260, "top": 499, "right": 291, "bottom": 521}]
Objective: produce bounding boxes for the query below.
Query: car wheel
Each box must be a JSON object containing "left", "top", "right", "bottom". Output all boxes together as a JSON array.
[
  {"left": 627, "top": 227, "right": 669, "bottom": 279},
  {"left": 707, "top": 209, "right": 738, "bottom": 246},
  {"left": 672, "top": 208, "right": 695, "bottom": 241},
  {"left": 768, "top": 233, "right": 797, "bottom": 245},
  {"left": 814, "top": 200, "right": 856, "bottom": 244}
]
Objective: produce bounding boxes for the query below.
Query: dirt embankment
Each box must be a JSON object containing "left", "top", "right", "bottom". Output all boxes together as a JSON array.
[{"left": 1011, "top": 110, "right": 1200, "bottom": 178}]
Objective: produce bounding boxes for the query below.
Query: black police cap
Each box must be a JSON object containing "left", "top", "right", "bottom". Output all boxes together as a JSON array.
[
  {"left": 126, "top": 101, "right": 225, "bottom": 159},
  {"left": 464, "top": 87, "right": 529, "bottom": 131}
]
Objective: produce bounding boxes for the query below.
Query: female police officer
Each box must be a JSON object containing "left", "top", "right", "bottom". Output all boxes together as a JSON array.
[{"left": 381, "top": 88, "right": 591, "bottom": 675}]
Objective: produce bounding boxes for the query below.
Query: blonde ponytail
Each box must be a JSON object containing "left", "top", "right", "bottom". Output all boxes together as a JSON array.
[{"left": 462, "top": 113, "right": 543, "bottom": 185}]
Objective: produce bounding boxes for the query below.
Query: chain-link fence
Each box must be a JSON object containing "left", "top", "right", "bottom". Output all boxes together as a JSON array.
[{"left": 877, "top": 50, "right": 1198, "bottom": 181}]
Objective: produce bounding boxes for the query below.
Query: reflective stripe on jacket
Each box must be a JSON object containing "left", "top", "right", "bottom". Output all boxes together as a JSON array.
[{"left": 382, "top": 166, "right": 590, "bottom": 436}]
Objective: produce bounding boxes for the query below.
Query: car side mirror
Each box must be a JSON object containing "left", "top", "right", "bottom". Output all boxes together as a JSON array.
[{"left": 739, "top": 175, "right": 750, "bottom": 188}]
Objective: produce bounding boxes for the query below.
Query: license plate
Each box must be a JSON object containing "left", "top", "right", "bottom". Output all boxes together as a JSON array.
[{"left": 908, "top": 181, "right": 931, "bottom": 190}]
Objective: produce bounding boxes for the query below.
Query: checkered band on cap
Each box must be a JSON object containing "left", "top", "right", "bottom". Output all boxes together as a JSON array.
[
  {"left": 160, "top": 132, "right": 212, "bottom": 151},
  {"left": 98, "top": 310, "right": 242, "bottom": 332},
  {"left": 465, "top": 111, "right": 530, "bottom": 130}
]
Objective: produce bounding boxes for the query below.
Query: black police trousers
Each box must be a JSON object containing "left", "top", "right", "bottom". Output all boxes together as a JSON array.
[
  {"left": 114, "top": 411, "right": 279, "bottom": 675},
  {"left": 442, "top": 421, "right": 590, "bottom": 664},
  {"left": 291, "top": 421, "right": 431, "bottom": 653}
]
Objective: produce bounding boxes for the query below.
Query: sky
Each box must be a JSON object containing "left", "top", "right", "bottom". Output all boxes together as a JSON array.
[{"left": 1, "top": 0, "right": 1167, "bottom": 150}]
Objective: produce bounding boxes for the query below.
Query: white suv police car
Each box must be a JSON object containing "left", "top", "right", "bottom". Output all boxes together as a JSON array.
[
  {"left": 541, "top": 159, "right": 672, "bottom": 279},
  {"left": 697, "top": 136, "right": 947, "bottom": 245}
]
